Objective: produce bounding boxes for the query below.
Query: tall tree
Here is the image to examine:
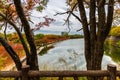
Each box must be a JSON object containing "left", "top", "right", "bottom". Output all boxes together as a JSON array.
[
  {"left": 66, "top": 0, "right": 115, "bottom": 80},
  {"left": 0, "top": 0, "right": 50, "bottom": 80}
]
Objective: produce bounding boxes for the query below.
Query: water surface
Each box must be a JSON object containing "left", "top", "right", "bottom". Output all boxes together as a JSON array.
[{"left": 38, "top": 39, "right": 117, "bottom": 70}]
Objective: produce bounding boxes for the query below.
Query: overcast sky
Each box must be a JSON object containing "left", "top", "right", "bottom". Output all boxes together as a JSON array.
[
  {"left": 30, "top": 0, "right": 82, "bottom": 34},
  {"left": 1, "top": 0, "right": 82, "bottom": 34}
]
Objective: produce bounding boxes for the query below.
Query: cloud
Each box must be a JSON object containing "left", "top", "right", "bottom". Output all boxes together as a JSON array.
[{"left": 25, "top": 0, "right": 83, "bottom": 35}]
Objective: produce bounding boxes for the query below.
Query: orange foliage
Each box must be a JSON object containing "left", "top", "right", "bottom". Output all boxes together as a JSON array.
[
  {"left": 26, "top": 0, "right": 35, "bottom": 10},
  {"left": 8, "top": 4, "right": 18, "bottom": 21},
  {"left": 0, "top": 43, "right": 25, "bottom": 70},
  {"left": 35, "top": 35, "right": 69, "bottom": 44},
  {"left": 0, "top": 0, "right": 34, "bottom": 21},
  {"left": 7, "top": 3, "right": 29, "bottom": 21}
]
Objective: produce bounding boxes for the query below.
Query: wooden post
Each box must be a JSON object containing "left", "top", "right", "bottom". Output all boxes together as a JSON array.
[
  {"left": 22, "top": 65, "right": 30, "bottom": 80},
  {"left": 73, "top": 77, "right": 79, "bottom": 80},
  {"left": 59, "top": 77, "right": 63, "bottom": 80},
  {"left": 107, "top": 64, "right": 116, "bottom": 80}
]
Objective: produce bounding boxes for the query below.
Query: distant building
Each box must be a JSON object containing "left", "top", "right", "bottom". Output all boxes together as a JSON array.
[{"left": 61, "top": 32, "right": 68, "bottom": 36}]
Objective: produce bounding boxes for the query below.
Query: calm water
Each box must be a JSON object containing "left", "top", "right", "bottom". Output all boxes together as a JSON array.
[{"left": 38, "top": 39, "right": 117, "bottom": 70}]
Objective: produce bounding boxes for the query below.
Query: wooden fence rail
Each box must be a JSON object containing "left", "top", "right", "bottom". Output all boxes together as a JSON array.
[{"left": 0, "top": 64, "right": 120, "bottom": 80}]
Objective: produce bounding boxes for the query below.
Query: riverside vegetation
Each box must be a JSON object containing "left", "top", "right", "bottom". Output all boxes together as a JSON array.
[
  {"left": 0, "top": 33, "right": 84, "bottom": 80},
  {"left": 104, "top": 26, "right": 120, "bottom": 63},
  {"left": 0, "top": 32, "right": 83, "bottom": 71}
]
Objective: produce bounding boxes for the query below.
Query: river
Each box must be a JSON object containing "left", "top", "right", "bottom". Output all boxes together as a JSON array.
[{"left": 38, "top": 39, "right": 117, "bottom": 70}]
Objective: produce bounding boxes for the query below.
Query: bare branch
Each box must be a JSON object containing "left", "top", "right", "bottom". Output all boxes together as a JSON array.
[
  {"left": 55, "top": 3, "right": 78, "bottom": 21},
  {"left": 4, "top": 22, "right": 7, "bottom": 40},
  {"left": 63, "top": 3, "right": 78, "bottom": 25},
  {"left": 77, "top": 0, "right": 91, "bottom": 67},
  {"left": 104, "top": 0, "right": 114, "bottom": 39},
  {"left": 97, "top": 0, "right": 105, "bottom": 27},
  {"left": 77, "top": 28, "right": 83, "bottom": 32},
  {"left": 54, "top": 11, "right": 70, "bottom": 16},
  {"left": 55, "top": 3, "right": 78, "bottom": 33},
  {"left": 71, "top": 12, "right": 82, "bottom": 22}
]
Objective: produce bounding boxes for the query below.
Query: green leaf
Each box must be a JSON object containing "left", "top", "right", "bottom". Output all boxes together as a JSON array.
[{"left": 37, "top": 5, "right": 44, "bottom": 12}]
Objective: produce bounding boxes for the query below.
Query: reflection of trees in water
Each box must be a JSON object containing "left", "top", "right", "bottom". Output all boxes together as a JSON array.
[
  {"left": 104, "top": 37, "right": 120, "bottom": 63},
  {"left": 57, "top": 49, "right": 79, "bottom": 70}
]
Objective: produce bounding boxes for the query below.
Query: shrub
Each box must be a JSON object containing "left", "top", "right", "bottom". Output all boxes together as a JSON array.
[
  {"left": 34, "top": 34, "right": 44, "bottom": 39},
  {"left": 109, "top": 26, "right": 120, "bottom": 37},
  {"left": 44, "top": 34, "right": 59, "bottom": 40},
  {"left": 69, "top": 34, "right": 83, "bottom": 39}
]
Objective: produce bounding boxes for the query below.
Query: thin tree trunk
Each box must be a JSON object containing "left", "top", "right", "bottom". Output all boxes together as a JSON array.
[{"left": 77, "top": 0, "right": 92, "bottom": 70}]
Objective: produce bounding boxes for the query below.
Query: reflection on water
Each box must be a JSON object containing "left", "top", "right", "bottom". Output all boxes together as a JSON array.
[
  {"left": 104, "top": 37, "right": 120, "bottom": 63},
  {"left": 38, "top": 39, "right": 117, "bottom": 70}
]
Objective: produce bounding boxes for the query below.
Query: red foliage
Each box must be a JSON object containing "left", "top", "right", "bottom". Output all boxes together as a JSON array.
[
  {"left": 35, "top": 35, "right": 69, "bottom": 44},
  {"left": 0, "top": 43, "right": 24, "bottom": 70},
  {"left": 35, "top": 16, "right": 55, "bottom": 31},
  {"left": 1, "top": 0, "right": 53, "bottom": 31}
]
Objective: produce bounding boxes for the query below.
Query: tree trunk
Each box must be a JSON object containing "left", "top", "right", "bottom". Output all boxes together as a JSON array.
[
  {"left": 13, "top": 0, "right": 39, "bottom": 70},
  {"left": 0, "top": 37, "right": 22, "bottom": 70},
  {"left": 77, "top": 0, "right": 114, "bottom": 80},
  {"left": 13, "top": 0, "right": 39, "bottom": 80}
]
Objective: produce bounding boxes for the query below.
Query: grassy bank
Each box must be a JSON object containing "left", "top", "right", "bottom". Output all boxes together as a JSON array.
[
  {"left": 104, "top": 36, "right": 120, "bottom": 63},
  {"left": 38, "top": 44, "right": 54, "bottom": 55},
  {"left": 104, "top": 26, "right": 120, "bottom": 63}
]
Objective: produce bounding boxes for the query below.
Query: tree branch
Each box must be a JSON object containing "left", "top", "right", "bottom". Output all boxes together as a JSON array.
[
  {"left": 66, "top": 3, "right": 78, "bottom": 21},
  {"left": 77, "top": 0, "right": 91, "bottom": 69},
  {"left": 71, "top": 12, "right": 82, "bottom": 22},
  {"left": 54, "top": 11, "right": 70, "bottom": 16},
  {"left": 90, "top": 0, "right": 97, "bottom": 41},
  {"left": 55, "top": 3, "right": 79, "bottom": 33},
  {"left": 104, "top": 0, "right": 114, "bottom": 39},
  {"left": 0, "top": 37, "right": 22, "bottom": 70},
  {"left": 76, "top": 28, "right": 83, "bottom": 32},
  {"left": 96, "top": 0, "right": 106, "bottom": 41}
]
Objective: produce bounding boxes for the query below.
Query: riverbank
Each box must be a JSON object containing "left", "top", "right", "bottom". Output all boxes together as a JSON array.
[
  {"left": 0, "top": 43, "right": 25, "bottom": 71},
  {"left": 1, "top": 38, "right": 119, "bottom": 71},
  {"left": 0, "top": 40, "right": 65, "bottom": 71}
]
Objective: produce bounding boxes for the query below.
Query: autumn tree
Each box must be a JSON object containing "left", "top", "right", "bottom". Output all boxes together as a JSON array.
[
  {"left": 0, "top": 0, "right": 52, "bottom": 80},
  {"left": 65, "top": 0, "right": 115, "bottom": 80}
]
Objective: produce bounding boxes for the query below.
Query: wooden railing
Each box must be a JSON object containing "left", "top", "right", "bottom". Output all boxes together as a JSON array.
[{"left": 0, "top": 64, "right": 120, "bottom": 80}]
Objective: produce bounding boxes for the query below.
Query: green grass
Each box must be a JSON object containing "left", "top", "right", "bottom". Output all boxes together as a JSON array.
[{"left": 38, "top": 45, "right": 54, "bottom": 55}]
